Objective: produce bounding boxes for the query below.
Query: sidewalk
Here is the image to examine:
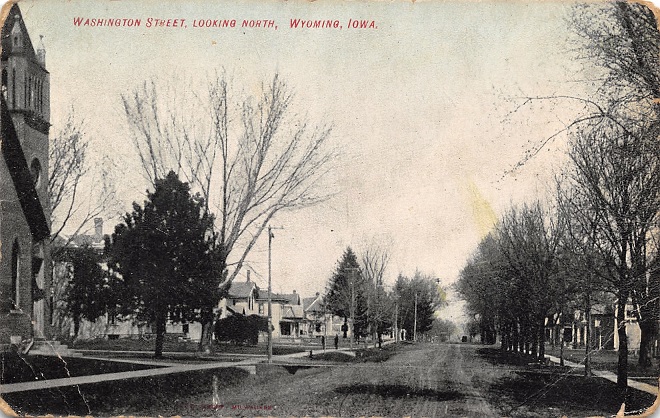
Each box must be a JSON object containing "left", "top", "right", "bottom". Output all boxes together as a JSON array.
[
  {"left": 0, "top": 345, "right": 360, "bottom": 394},
  {"left": 0, "top": 341, "right": 398, "bottom": 394},
  {"left": 544, "top": 354, "right": 659, "bottom": 396},
  {"left": 0, "top": 358, "right": 257, "bottom": 394}
]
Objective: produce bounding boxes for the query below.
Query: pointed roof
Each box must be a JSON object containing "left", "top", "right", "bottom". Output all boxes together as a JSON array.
[
  {"left": 1, "top": 3, "right": 47, "bottom": 72},
  {"left": 303, "top": 294, "right": 324, "bottom": 313},
  {"left": 282, "top": 305, "right": 304, "bottom": 319},
  {"left": 0, "top": 94, "right": 49, "bottom": 241},
  {"left": 227, "top": 281, "right": 257, "bottom": 299}
]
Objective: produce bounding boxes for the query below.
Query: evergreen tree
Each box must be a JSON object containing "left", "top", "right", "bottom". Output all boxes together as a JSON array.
[
  {"left": 107, "top": 171, "right": 220, "bottom": 357},
  {"left": 55, "top": 245, "right": 107, "bottom": 339},
  {"left": 325, "top": 247, "right": 369, "bottom": 338}
]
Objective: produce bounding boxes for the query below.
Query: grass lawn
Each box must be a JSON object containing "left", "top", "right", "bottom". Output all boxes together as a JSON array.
[
  {"left": 479, "top": 348, "right": 657, "bottom": 416},
  {"left": 73, "top": 338, "right": 306, "bottom": 356},
  {"left": 82, "top": 351, "right": 247, "bottom": 363},
  {"left": 545, "top": 346, "right": 660, "bottom": 378},
  {"left": 6, "top": 344, "right": 655, "bottom": 416},
  {"left": 2, "top": 367, "right": 248, "bottom": 416},
  {"left": 0, "top": 352, "right": 161, "bottom": 384}
]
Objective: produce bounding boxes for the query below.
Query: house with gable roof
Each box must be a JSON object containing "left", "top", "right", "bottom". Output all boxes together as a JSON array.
[
  {"left": 302, "top": 292, "right": 351, "bottom": 340},
  {"left": 218, "top": 271, "right": 305, "bottom": 339}
]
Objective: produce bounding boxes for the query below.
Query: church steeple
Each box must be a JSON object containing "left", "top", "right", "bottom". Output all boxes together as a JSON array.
[
  {"left": 36, "top": 35, "right": 45, "bottom": 67},
  {"left": 10, "top": 14, "right": 23, "bottom": 53}
]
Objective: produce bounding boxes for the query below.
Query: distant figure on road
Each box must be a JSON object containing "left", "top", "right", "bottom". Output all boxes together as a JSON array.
[
  {"left": 334, "top": 334, "right": 339, "bottom": 350},
  {"left": 321, "top": 335, "right": 326, "bottom": 350}
]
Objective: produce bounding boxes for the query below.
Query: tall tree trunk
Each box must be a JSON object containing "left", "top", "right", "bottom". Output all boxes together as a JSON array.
[
  {"left": 638, "top": 318, "right": 656, "bottom": 369},
  {"left": 531, "top": 324, "right": 538, "bottom": 358},
  {"left": 154, "top": 310, "right": 166, "bottom": 358},
  {"left": 538, "top": 317, "right": 545, "bottom": 362},
  {"left": 514, "top": 321, "right": 521, "bottom": 352},
  {"left": 559, "top": 315, "right": 565, "bottom": 366},
  {"left": 73, "top": 314, "right": 80, "bottom": 340},
  {"left": 585, "top": 297, "right": 592, "bottom": 376},
  {"left": 616, "top": 293, "right": 629, "bottom": 391},
  {"left": 198, "top": 306, "right": 214, "bottom": 353}
]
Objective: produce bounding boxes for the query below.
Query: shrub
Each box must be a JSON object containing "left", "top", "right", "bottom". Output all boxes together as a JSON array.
[{"left": 214, "top": 314, "right": 267, "bottom": 345}]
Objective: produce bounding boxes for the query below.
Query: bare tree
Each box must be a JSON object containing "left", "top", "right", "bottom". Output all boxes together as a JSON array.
[
  {"left": 49, "top": 108, "right": 120, "bottom": 253},
  {"left": 48, "top": 108, "right": 121, "bottom": 339},
  {"left": 361, "top": 243, "right": 390, "bottom": 287},
  {"left": 564, "top": 115, "right": 660, "bottom": 387},
  {"left": 122, "top": 72, "right": 335, "bottom": 349},
  {"left": 497, "top": 201, "right": 564, "bottom": 361},
  {"left": 502, "top": 2, "right": 660, "bottom": 393},
  {"left": 360, "top": 242, "right": 393, "bottom": 347}
]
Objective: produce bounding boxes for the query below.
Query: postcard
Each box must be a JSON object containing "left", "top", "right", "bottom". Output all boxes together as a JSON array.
[{"left": 0, "top": 0, "right": 658, "bottom": 416}]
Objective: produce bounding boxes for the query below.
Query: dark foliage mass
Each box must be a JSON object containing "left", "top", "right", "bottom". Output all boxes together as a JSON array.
[
  {"left": 106, "top": 171, "right": 221, "bottom": 357},
  {"left": 214, "top": 314, "right": 268, "bottom": 345}
]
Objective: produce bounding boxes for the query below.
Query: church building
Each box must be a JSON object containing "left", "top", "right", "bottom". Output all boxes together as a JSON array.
[{"left": 0, "top": 2, "right": 52, "bottom": 346}]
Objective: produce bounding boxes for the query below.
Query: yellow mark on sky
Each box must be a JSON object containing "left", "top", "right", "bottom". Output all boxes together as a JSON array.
[{"left": 465, "top": 179, "right": 496, "bottom": 238}]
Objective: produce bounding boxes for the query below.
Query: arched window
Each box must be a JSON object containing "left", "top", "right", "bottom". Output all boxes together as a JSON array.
[
  {"left": 1, "top": 69, "right": 7, "bottom": 100},
  {"left": 37, "top": 79, "right": 42, "bottom": 112},
  {"left": 11, "top": 69, "right": 15, "bottom": 106},
  {"left": 30, "top": 158, "right": 41, "bottom": 187},
  {"left": 11, "top": 240, "right": 20, "bottom": 310}
]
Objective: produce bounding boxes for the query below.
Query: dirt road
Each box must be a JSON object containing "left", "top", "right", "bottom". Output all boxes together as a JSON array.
[{"left": 170, "top": 343, "right": 514, "bottom": 417}]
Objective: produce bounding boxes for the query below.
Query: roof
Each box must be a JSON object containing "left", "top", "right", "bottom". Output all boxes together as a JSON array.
[
  {"left": 54, "top": 233, "right": 105, "bottom": 250},
  {"left": 591, "top": 303, "right": 613, "bottom": 316},
  {"left": 0, "top": 94, "right": 49, "bottom": 241},
  {"left": 228, "top": 281, "right": 257, "bottom": 299},
  {"left": 1, "top": 3, "right": 44, "bottom": 69},
  {"left": 303, "top": 295, "right": 324, "bottom": 313},
  {"left": 282, "top": 305, "right": 304, "bottom": 319},
  {"left": 256, "top": 291, "right": 300, "bottom": 305},
  {"left": 277, "top": 293, "right": 300, "bottom": 305}
]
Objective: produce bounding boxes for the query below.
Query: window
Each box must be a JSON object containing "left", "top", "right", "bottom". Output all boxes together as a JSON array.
[
  {"left": 258, "top": 303, "right": 264, "bottom": 315},
  {"left": 1, "top": 69, "right": 7, "bottom": 100},
  {"left": 11, "top": 240, "right": 20, "bottom": 310},
  {"left": 30, "top": 158, "right": 41, "bottom": 187},
  {"left": 11, "top": 69, "right": 15, "bottom": 106}
]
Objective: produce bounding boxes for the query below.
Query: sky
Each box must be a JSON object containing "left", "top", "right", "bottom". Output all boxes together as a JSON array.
[{"left": 14, "top": 0, "right": 618, "bottom": 325}]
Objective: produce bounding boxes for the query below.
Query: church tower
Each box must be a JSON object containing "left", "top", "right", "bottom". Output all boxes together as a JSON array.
[{"left": 0, "top": 2, "right": 52, "bottom": 345}]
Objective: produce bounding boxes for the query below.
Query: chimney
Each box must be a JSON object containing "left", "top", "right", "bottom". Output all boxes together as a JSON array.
[
  {"left": 246, "top": 269, "right": 251, "bottom": 282},
  {"left": 94, "top": 218, "right": 103, "bottom": 239}
]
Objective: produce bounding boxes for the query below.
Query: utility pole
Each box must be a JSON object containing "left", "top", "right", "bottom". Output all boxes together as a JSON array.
[
  {"left": 343, "top": 267, "right": 359, "bottom": 350},
  {"left": 267, "top": 225, "right": 284, "bottom": 364},
  {"left": 350, "top": 270, "right": 356, "bottom": 349},
  {"left": 394, "top": 298, "right": 399, "bottom": 343},
  {"left": 414, "top": 292, "right": 418, "bottom": 343}
]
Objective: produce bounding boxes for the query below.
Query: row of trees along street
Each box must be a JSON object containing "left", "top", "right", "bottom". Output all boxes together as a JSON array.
[
  {"left": 325, "top": 247, "right": 446, "bottom": 346},
  {"left": 47, "top": 73, "right": 334, "bottom": 357},
  {"left": 457, "top": 1, "right": 660, "bottom": 400}
]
